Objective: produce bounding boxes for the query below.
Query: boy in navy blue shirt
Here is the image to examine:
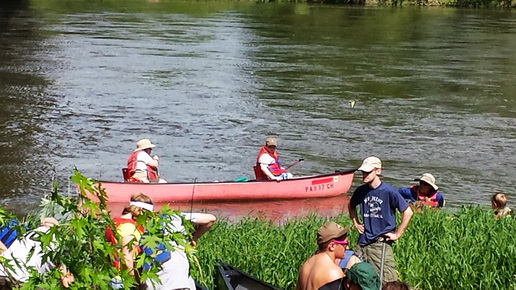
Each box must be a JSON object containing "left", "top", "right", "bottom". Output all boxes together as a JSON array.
[{"left": 348, "top": 156, "right": 413, "bottom": 283}]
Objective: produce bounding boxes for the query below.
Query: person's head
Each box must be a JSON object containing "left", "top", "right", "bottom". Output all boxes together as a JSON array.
[
  {"left": 345, "top": 262, "right": 381, "bottom": 290},
  {"left": 265, "top": 137, "right": 277, "bottom": 151},
  {"left": 415, "top": 173, "right": 438, "bottom": 195},
  {"left": 135, "top": 139, "right": 156, "bottom": 153},
  {"left": 40, "top": 217, "right": 59, "bottom": 228},
  {"left": 122, "top": 193, "right": 154, "bottom": 218},
  {"left": 491, "top": 192, "right": 507, "bottom": 210},
  {"left": 358, "top": 157, "right": 382, "bottom": 184},
  {"left": 382, "top": 281, "right": 410, "bottom": 290},
  {"left": 317, "top": 221, "right": 349, "bottom": 258}
]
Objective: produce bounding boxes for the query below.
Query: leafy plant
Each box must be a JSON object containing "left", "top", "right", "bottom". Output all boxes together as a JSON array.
[{"left": 0, "top": 170, "right": 199, "bottom": 289}]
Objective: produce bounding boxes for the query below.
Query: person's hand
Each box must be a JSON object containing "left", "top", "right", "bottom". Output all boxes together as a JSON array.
[
  {"left": 383, "top": 232, "right": 400, "bottom": 241},
  {"left": 273, "top": 176, "right": 282, "bottom": 181},
  {"left": 61, "top": 272, "right": 75, "bottom": 288},
  {"left": 152, "top": 155, "right": 159, "bottom": 161},
  {"left": 353, "top": 221, "right": 365, "bottom": 234}
]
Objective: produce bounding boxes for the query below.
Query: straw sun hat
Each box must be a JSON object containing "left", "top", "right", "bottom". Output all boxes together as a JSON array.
[{"left": 134, "top": 139, "right": 156, "bottom": 152}]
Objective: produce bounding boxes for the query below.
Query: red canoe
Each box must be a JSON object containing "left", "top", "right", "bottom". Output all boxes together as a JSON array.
[{"left": 96, "top": 169, "right": 356, "bottom": 203}]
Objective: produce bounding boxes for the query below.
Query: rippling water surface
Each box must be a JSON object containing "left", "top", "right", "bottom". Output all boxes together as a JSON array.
[{"left": 1, "top": 1, "right": 515, "bottom": 217}]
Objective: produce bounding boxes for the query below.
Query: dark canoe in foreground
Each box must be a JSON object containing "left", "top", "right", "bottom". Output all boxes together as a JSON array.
[
  {"left": 216, "top": 260, "right": 281, "bottom": 290},
  {"left": 95, "top": 169, "right": 356, "bottom": 203}
]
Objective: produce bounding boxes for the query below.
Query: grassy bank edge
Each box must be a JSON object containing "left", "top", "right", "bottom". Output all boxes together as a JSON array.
[{"left": 195, "top": 207, "right": 516, "bottom": 289}]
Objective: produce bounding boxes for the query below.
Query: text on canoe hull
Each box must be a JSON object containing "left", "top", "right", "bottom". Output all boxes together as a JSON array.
[{"left": 305, "top": 182, "right": 335, "bottom": 192}]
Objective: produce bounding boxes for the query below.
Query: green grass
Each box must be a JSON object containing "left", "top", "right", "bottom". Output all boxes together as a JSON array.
[
  {"left": 195, "top": 208, "right": 516, "bottom": 289},
  {"left": 2, "top": 171, "right": 514, "bottom": 289}
]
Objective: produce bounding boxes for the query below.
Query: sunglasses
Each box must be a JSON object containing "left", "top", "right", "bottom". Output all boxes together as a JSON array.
[
  {"left": 267, "top": 145, "right": 277, "bottom": 149},
  {"left": 332, "top": 239, "right": 349, "bottom": 246}
]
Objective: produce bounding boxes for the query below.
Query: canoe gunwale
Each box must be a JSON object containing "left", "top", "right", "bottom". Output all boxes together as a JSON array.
[{"left": 92, "top": 168, "right": 356, "bottom": 202}]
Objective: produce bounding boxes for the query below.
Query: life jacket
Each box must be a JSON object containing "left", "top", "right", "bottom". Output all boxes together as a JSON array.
[
  {"left": 141, "top": 214, "right": 182, "bottom": 271},
  {"left": 141, "top": 241, "right": 172, "bottom": 271},
  {"left": 105, "top": 217, "right": 144, "bottom": 269},
  {"left": 411, "top": 186, "right": 439, "bottom": 208},
  {"left": 255, "top": 146, "right": 286, "bottom": 179},
  {"left": 338, "top": 249, "right": 363, "bottom": 270},
  {"left": 126, "top": 150, "right": 159, "bottom": 182},
  {"left": 0, "top": 219, "right": 22, "bottom": 249}
]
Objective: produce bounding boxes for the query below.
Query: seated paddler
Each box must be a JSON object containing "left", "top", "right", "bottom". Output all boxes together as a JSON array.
[
  {"left": 126, "top": 139, "right": 166, "bottom": 183},
  {"left": 255, "top": 137, "right": 293, "bottom": 181},
  {"left": 398, "top": 173, "right": 445, "bottom": 208}
]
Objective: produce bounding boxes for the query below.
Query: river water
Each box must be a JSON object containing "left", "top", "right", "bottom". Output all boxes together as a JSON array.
[{"left": 1, "top": 0, "right": 515, "bottom": 218}]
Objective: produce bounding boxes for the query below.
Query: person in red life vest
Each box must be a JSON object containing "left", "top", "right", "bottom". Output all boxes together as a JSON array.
[
  {"left": 127, "top": 139, "right": 166, "bottom": 183},
  {"left": 105, "top": 193, "right": 153, "bottom": 283},
  {"left": 398, "top": 173, "right": 445, "bottom": 208},
  {"left": 255, "top": 137, "right": 293, "bottom": 181}
]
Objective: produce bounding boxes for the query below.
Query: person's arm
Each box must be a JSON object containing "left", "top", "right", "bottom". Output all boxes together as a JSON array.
[
  {"left": 348, "top": 202, "right": 364, "bottom": 234},
  {"left": 139, "top": 151, "right": 158, "bottom": 168},
  {"left": 398, "top": 187, "right": 413, "bottom": 201},
  {"left": 260, "top": 164, "right": 280, "bottom": 180},
  {"left": 346, "top": 254, "right": 362, "bottom": 270},
  {"left": 438, "top": 192, "right": 445, "bottom": 207},
  {"left": 258, "top": 154, "right": 281, "bottom": 181},
  {"left": 147, "top": 155, "right": 159, "bottom": 168},
  {"left": 121, "top": 235, "right": 139, "bottom": 276},
  {"left": 295, "top": 266, "right": 305, "bottom": 290},
  {"left": 191, "top": 213, "right": 216, "bottom": 245},
  {"left": 385, "top": 206, "right": 413, "bottom": 241}
]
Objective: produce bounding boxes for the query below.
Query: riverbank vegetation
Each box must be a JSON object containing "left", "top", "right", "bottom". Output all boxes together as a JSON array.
[
  {"left": 195, "top": 207, "right": 515, "bottom": 289},
  {"left": 27, "top": 0, "right": 516, "bottom": 11},
  {"left": 323, "top": 0, "right": 514, "bottom": 8},
  {"left": 0, "top": 173, "right": 514, "bottom": 289}
]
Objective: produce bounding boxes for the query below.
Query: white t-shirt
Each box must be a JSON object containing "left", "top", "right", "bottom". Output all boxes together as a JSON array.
[
  {"left": 146, "top": 250, "right": 196, "bottom": 290},
  {"left": 135, "top": 151, "right": 153, "bottom": 172},
  {"left": 258, "top": 153, "right": 275, "bottom": 166},
  {"left": 0, "top": 226, "right": 55, "bottom": 283},
  {"left": 147, "top": 213, "right": 200, "bottom": 290}
]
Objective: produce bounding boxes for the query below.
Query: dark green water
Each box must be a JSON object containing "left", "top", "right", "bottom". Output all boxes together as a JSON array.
[{"left": 1, "top": 0, "right": 515, "bottom": 216}]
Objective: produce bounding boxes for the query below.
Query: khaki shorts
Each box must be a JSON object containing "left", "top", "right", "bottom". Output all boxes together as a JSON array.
[
  {"left": 132, "top": 170, "right": 150, "bottom": 183},
  {"left": 356, "top": 241, "right": 398, "bottom": 282},
  {"left": 133, "top": 170, "right": 166, "bottom": 183}
]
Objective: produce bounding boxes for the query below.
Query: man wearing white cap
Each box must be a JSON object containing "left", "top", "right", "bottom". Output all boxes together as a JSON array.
[
  {"left": 348, "top": 156, "right": 413, "bottom": 283},
  {"left": 126, "top": 139, "right": 166, "bottom": 183},
  {"left": 398, "top": 173, "right": 445, "bottom": 208}
]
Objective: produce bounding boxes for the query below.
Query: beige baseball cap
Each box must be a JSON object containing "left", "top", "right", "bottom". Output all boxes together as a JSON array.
[
  {"left": 265, "top": 137, "right": 277, "bottom": 147},
  {"left": 317, "top": 221, "right": 349, "bottom": 244},
  {"left": 416, "top": 173, "right": 438, "bottom": 190},
  {"left": 358, "top": 156, "right": 382, "bottom": 172}
]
